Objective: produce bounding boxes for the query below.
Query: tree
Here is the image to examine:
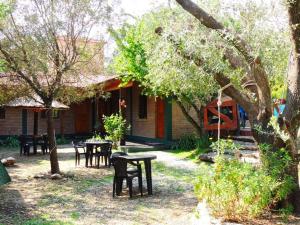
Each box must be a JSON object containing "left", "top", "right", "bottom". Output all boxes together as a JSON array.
[
  {"left": 0, "top": 0, "right": 115, "bottom": 174},
  {"left": 168, "top": 0, "right": 300, "bottom": 210},
  {"left": 111, "top": 13, "right": 218, "bottom": 136}
]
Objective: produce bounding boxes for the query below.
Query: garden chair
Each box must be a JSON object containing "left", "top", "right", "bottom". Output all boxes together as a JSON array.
[
  {"left": 95, "top": 142, "right": 112, "bottom": 168},
  {"left": 72, "top": 141, "right": 86, "bottom": 166},
  {"left": 111, "top": 157, "right": 143, "bottom": 198},
  {"left": 110, "top": 152, "right": 141, "bottom": 174}
]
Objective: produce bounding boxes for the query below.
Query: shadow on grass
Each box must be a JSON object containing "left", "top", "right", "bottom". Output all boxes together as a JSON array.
[{"left": 0, "top": 186, "right": 32, "bottom": 225}]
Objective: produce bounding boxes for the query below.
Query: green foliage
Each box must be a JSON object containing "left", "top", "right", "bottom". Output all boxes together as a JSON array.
[
  {"left": 210, "top": 139, "right": 240, "bottom": 154},
  {"left": 110, "top": 25, "right": 148, "bottom": 85},
  {"left": 194, "top": 146, "right": 296, "bottom": 221},
  {"left": 22, "top": 218, "right": 73, "bottom": 225},
  {"left": 259, "top": 144, "right": 296, "bottom": 201},
  {"left": 172, "top": 133, "right": 211, "bottom": 151},
  {"left": 4, "top": 136, "right": 19, "bottom": 148},
  {"left": 172, "top": 133, "right": 197, "bottom": 150},
  {"left": 90, "top": 133, "right": 104, "bottom": 142},
  {"left": 56, "top": 137, "right": 69, "bottom": 145},
  {"left": 195, "top": 158, "right": 278, "bottom": 221},
  {"left": 103, "top": 114, "right": 129, "bottom": 148},
  {"left": 195, "top": 134, "right": 211, "bottom": 150}
]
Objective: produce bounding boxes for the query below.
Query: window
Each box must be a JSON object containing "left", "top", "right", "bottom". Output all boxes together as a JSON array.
[
  {"left": 139, "top": 95, "right": 147, "bottom": 119},
  {"left": 41, "top": 110, "right": 60, "bottom": 119},
  {"left": 0, "top": 107, "right": 5, "bottom": 119}
]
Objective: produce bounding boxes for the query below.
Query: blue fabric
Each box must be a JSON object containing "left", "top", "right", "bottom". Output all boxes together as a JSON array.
[{"left": 274, "top": 104, "right": 285, "bottom": 117}]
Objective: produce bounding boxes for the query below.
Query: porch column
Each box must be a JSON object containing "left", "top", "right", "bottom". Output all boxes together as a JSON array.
[
  {"left": 33, "top": 111, "right": 38, "bottom": 135},
  {"left": 21, "top": 109, "right": 27, "bottom": 135},
  {"left": 92, "top": 96, "right": 99, "bottom": 132},
  {"left": 119, "top": 88, "right": 126, "bottom": 145}
]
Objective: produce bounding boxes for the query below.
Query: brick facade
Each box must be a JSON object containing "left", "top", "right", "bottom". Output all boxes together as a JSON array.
[
  {"left": 0, "top": 107, "right": 76, "bottom": 136},
  {"left": 0, "top": 88, "right": 199, "bottom": 141},
  {"left": 129, "top": 85, "right": 156, "bottom": 139},
  {"left": 0, "top": 108, "right": 22, "bottom": 136},
  {"left": 171, "top": 101, "right": 199, "bottom": 140}
]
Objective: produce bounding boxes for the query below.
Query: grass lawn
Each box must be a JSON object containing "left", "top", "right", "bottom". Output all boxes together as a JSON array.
[
  {"left": 0, "top": 146, "right": 198, "bottom": 225},
  {"left": 168, "top": 148, "right": 208, "bottom": 162}
]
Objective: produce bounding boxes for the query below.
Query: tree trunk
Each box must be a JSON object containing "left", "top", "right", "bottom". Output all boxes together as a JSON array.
[
  {"left": 46, "top": 106, "right": 60, "bottom": 174},
  {"left": 176, "top": 100, "right": 204, "bottom": 137}
]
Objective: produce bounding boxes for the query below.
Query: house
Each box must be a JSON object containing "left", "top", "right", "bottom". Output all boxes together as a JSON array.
[{"left": 0, "top": 74, "right": 202, "bottom": 143}]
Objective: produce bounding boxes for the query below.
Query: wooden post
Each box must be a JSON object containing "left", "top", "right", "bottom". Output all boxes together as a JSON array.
[
  {"left": 33, "top": 111, "right": 38, "bottom": 135},
  {"left": 119, "top": 88, "right": 126, "bottom": 146}
]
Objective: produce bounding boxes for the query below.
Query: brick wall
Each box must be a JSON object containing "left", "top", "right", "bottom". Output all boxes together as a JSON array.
[
  {"left": 0, "top": 107, "right": 76, "bottom": 136},
  {"left": 27, "top": 109, "right": 75, "bottom": 135},
  {"left": 130, "top": 85, "right": 156, "bottom": 138},
  {"left": 172, "top": 101, "right": 199, "bottom": 140},
  {"left": 0, "top": 107, "right": 22, "bottom": 135}
]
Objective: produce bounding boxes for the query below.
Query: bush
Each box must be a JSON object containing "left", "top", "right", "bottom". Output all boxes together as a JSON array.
[
  {"left": 210, "top": 139, "right": 240, "bottom": 154},
  {"left": 103, "top": 114, "right": 129, "bottom": 149},
  {"left": 175, "top": 133, "right": 197, "bottom": 150},
  {"left": 56, "top": 137, "right": 69, "bottom": 145},
  {"left": 194, "top": 149, "right": 296, "bottom": 221},
  {"left": 196, "top": 134, "right": 211, "bottom": 150},
  {"left": 5, "top": 136, "right": 19, "bottom": 148},
  {"left": 172, "top": 133, "right": 211, "bottom": 151}
]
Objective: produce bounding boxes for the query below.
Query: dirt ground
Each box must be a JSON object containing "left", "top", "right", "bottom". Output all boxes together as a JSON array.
[{"left": 0, "top": 146, "right": 198, "bottom": 225}]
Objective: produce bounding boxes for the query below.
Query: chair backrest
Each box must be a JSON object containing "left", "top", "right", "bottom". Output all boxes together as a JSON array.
[
  {"left": 72, "top": 141, "right": 85, "bottom": 153},
  {"left": 113, "top": 157, "right": 128, "bottom": 178},
  {"left": 19, "top": 135, "right": 31, "bottom": 145},
  {"left": 42, "top": 135, "right": 48, "bottom": 144},
  {"left": 100, "top": 143, "right": 112, "bottom": 154}
]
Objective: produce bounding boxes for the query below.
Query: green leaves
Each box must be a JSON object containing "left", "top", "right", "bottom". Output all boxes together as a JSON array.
[{"left": 102, "top": 114, "right": 129, "bottom": 148}]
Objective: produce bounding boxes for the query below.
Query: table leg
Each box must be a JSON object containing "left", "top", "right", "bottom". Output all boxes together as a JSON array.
[
  {"left": 86, "top": 145, "right": 92, "bottom": 167},
  {"left": 144, "top": 159, "right": 153, "bottom": 195},
  {"left": 33, "top": 143, "right": 37, "bottom": 154},
  {"left": 89, "top": 146, "right": 94, "bottom": 167}
]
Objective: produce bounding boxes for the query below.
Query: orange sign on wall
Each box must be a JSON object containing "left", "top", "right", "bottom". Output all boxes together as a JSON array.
[{"left": 204, "top": 99, "right": 238, "bottom": 131}]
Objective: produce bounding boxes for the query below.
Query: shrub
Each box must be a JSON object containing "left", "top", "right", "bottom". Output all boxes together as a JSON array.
[
  {"left": 5, "top": 136, "right": 19, "bottom": 148},
  {"left": 103, "top": 114, "right": 129, "bottom": 149},
  {"left": 210, "top": 139, "right": 240, "bottom": 154},
  {"left": 195, "top": 158, "right": 276, "bottom": 221},
  {"left": 172, "top": 133, "right": 212, "bottom": 151},
  {"left": 194, "top": 149, "right": 296, "bottom": 221},
  {"left": 196, "top": 134, "right": 211, "bottom": 150},
  {"left": 174, "top": 133, "right": 197, "bottom": 150},
  {"left": 56, "top": 137, "right": 69, "bottom": 145}
]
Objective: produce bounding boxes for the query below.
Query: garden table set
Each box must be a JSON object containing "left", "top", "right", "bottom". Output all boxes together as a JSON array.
[
  {"left": 19, "top": 135, "right": 49, "bottom": 156},
  {"left": 73, "top": 139, "right": 157, "bottom": 197}
]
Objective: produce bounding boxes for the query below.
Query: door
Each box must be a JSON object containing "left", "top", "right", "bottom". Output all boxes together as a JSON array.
[
  {"left": 74, "top": 101, "right": 90, "bottom": 134},
  {"left": 156, "top": 98, "right": 165, "bottom": 139}
]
